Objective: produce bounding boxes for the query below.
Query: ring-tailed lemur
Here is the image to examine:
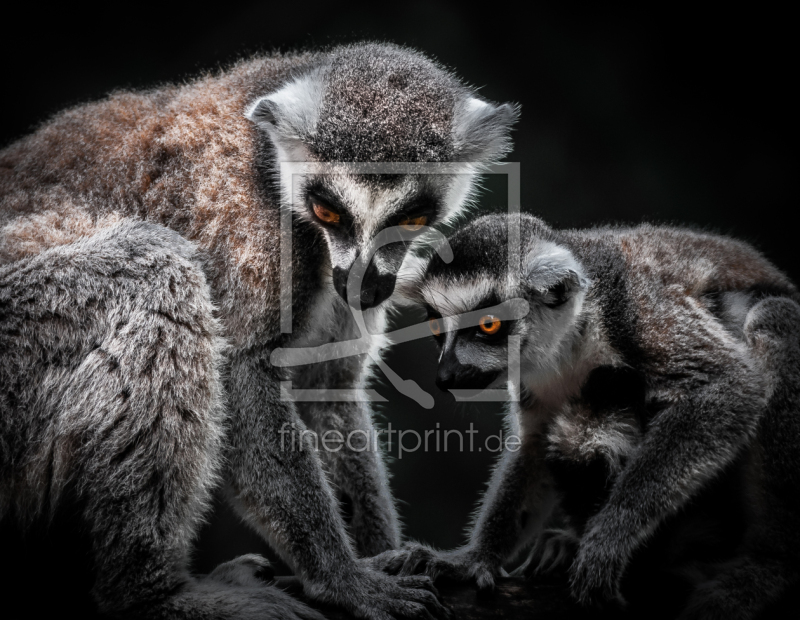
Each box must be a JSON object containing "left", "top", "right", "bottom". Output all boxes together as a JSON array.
[
  {"left": 0, "top": 43, "right": 517, "bottom": 619},
  {"left": 373, "top": 213, "right": 800, "bottom": 619}
]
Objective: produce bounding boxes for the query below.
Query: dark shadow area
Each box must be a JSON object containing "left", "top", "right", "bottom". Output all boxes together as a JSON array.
[{"left": 0, "top": 496, "right": 99, "bottom": 619}]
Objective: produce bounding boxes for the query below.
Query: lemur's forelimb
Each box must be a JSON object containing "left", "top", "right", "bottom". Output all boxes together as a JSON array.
[
  {"left": 571, "top": 290, "right": 767, "bottom": 604},
  {"left": 678, "top": 297, "right": 800, "bottom": 620},
  {"left": 225, "top": 346, "right": 449, "bottom": 618},
  {"left": 290, "top": 302, "right": 400, "bottom": 557},
  {"left": 372, "top": 422, "right": 556, "bottom": 588}
]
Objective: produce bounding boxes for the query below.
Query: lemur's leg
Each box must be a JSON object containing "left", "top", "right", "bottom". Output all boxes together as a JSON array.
[
  {"left": 371, "top": 416, "right": 556, "bottom": 589},
  {"left": 224, "top": 345, "right": 451, "bottom": 620},
  {"left": 570, "top": 290, "right": 768, "bottom": 606},
  {"left": 292, "top": 302, "right": 400, "bottom": 557},
  {"left": 0, "top": 220, "right": 324, "bottom": 620},
  {"left": 680, "top": 297, "right": 800, "bottom": 620}
]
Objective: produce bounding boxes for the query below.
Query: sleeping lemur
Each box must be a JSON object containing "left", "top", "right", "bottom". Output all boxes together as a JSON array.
[{"left": 374, "top": 213, "right": 800, "bottom": 619}]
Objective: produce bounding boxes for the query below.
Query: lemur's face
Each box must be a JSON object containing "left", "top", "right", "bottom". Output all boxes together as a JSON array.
[
  {"left": 421, "top": 280, "right": 519, "bottom": 391},
  {"left": 245, "top": 44, "right": 518, "bottom": 311},
  {"left": 412, "top": 220, "right": 589, "bottom": 393},
  {"left": 300, "top": 171, "right": 471, "bottom": 310},
  {"left": 417, "top": 277, "right": 582, "bottom": 392}
]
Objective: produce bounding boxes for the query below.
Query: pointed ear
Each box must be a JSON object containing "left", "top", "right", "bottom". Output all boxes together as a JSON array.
[
  {"left": 246, "top": 97, "right": 279, "bottom": 129},
  {"left": 452, "top": 97, "right": 520, "bottom": 163},
  {"left": 245, "top": 69, "right": 326, "bottom": 153},
  {"left": 525, "top": 242, "right": 589, "bottom": 307},
  {"left": 540, "top": 269, "right": 587, "bottom": 307}
]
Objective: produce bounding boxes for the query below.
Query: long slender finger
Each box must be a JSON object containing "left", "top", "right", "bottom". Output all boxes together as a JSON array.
[
  {"left": 402, "top": 587, "right": 453, "bottom": 620},
  {"left": 397, "top": 575, "right": 440, "bottom": 596},
  {"left": 400, "top": 549, "right": 433, "bottom": 576}
]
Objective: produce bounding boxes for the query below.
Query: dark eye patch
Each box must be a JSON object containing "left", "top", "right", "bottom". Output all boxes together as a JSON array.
[
  {"left": 304, "top": 183, "right": 354, "bottom": 232},
  {"left": 390, "top": 195, "right": 439, "bottom": 228},
  {"left": 436, "top": 297, "right": 518, "bottom": 344},
  {"left": 423, "top": 304, "right": 442, "bottom": 320},
  {"left": 424, "top": 306, "right": 444, "bottom": 343}
]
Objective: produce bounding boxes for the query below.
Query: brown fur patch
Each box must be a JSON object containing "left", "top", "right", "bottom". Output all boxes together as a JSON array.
[
  {"left": 0, "top": 52, "right": 317, "bottom": 346},
  {"left": 0, "top": 209, "right": 124, "bottom": 262}
]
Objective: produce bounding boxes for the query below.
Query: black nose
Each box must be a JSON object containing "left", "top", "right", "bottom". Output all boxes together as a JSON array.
[
  {"left": 435, "top": 369, "right": 455, "bottom": 392},
  {"left": 365, "top": 274, "right": 395, "bottom": 309},
  {"left": 332, "top": 263, "right": 396, "bottom": 310}
]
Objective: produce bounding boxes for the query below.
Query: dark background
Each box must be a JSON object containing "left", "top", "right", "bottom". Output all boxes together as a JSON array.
[{"left": 1, "top": 0, "right": 795, "bottom": 597}]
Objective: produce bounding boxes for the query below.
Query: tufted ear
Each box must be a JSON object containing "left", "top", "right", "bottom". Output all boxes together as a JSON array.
[
  {"left": 452, "top": 97, "right": 520, "bottom": 163},
  {"left": 539, "top": 269, "right": 587, "bottom": 307},
  {"left": 245, "top": 69, "right": 327, "bottom": 159},
  {"left": 525, "top": 241, "right": 589, "bottom": 307},
  {"left": 246, "top": 97, "right": 278, "bottom": 128}
]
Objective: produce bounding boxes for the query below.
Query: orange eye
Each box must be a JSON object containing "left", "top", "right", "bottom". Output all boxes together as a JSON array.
[
  {"left": 478, "top": 315, "right": 502, "bottom": 335},
  {"left": 313, "top": 202, "right": 340, "bottom": 224},
  {"left": 429, "top": 317, "right": 442, "bottom": 336},
  {"left": 399, "top": 215, "right": 428, "bottom": 231}
]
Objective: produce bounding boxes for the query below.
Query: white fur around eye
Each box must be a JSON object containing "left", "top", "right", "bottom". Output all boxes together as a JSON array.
[{"left": 420, "top": 277, "right": 498, "bottom": 317}]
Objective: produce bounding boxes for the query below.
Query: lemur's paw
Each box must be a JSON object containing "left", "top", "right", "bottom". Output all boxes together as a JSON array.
[
  {"left": 204, "top": 554, "right": 276, "bottom": 587},
  {"left": 569, "top": 542, "right": 626, "bottom": 609},
  {"left": 512, "top": 529, "right": 579, "bottom": 578},
  {"left": 314, "top": 565, "right": 453, "bottom": 620},
  {"left": 368, "top": 542, "right": 499, "bottom": 589},
  {"left": 366, "top": 543, "right": 436, "bottom": 576}
]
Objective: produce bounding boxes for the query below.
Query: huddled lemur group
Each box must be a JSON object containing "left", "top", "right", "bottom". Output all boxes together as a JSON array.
[{"left": 0, "top": 42, "right": 797, "bottom": 620}]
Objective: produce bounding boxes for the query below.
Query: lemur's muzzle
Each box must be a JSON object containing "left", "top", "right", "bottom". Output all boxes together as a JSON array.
[
  {"left": 333, "top": 261, "right": 396, "bottom": 310},
  {"left": 436, "top": 351, "right": 501, "bottom": 392}
]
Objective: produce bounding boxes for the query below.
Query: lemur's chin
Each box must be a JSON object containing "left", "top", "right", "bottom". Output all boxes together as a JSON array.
[{"left": 436, "top": 368, "right": 501, "bottom": 392}]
